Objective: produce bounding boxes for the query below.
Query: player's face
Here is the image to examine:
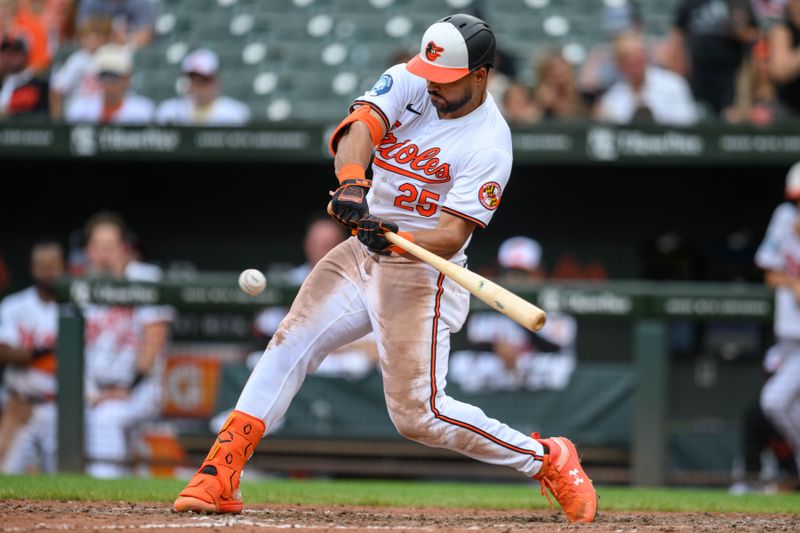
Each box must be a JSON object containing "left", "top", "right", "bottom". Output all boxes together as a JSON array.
[
  {"left": 31, "top": 246, "right": 65, "bottom": 292},
  {"left": 426, "top": 68, "right": 487, "bottom": 118},
  {"left": 86, "top": 223, "right": 129, "bottom": 275},
  {"left": 188, "top": 73, "right": 218, "bottom": 105},
  {"left": 99, "top": 72, "right": 129, "bottom": 102}
]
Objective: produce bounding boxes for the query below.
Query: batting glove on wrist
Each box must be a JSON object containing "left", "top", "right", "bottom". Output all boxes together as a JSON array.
[
  {"left": 357, "top": 215, "right": 398, "bottom": 254},
  {"left": 330, "top": 179, "right": 370, "bottom": 229}
]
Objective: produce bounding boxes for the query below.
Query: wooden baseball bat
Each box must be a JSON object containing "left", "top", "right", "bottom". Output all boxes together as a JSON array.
[
  {"left": 326, "top": 201, "right": 546, "bottom": 331},
  {"left": 383, "top": 231, "right": 547, "bottom": 332}
]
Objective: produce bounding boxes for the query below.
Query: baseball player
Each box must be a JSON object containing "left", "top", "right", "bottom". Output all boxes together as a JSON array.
[
  {"left": 0, "top": 240, "right": 63, "bottom": 474},
  {"left": 81, "top": 212, "right": 174, "bottom": 478},
  {"left": 756, "top": 161, "right": 800, "bottom": 477},
  {"left": 174, "top": 14, "right": 596, "bottom": 523}
]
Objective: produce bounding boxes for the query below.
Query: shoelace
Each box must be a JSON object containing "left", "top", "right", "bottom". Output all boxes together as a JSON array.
[{"left": 539, "top": 476, "right": 556, "bottom": 509}]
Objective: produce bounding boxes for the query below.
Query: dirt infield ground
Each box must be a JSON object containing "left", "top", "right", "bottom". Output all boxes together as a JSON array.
[{"left": 2, "top": 500, "right": 798, "bottom": 532}]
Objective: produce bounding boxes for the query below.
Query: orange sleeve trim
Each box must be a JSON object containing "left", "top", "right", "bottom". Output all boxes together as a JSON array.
[
  {"left": 351, "top": 100, "right": 391, "bottom": 132},
  {"left": 329, "top": 105, "right": 386, "bottom": 156},
  {"left": 390, "top": 231, "right": 414, "bottom": 256},
  {"left": 441, "top": 207, "right": 487, "bottom": 229}
]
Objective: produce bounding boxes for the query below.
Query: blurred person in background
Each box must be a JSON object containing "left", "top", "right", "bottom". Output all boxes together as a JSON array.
[
  {"left": 755, "top": 161, "right": 800, "bottom": 483},
  {"left": 0, "top": 0, "right": 50, "bottom": 71},
  {"left": 65, "top": 43, "right": 154, "bottom": 124},
  {"left": 768, "top": 0, "right": 800, "bottom": 117},
  {"left": 665, "top": 0, "right": 759, "bottom": 117},
  {"left": 579, "top": 0, "right": 646, "bottom": 104},
  {"left": 0, "top": 34, "right": 49, "bottom": 118},
  {"left": 450, "top": 237, "right": 577, "bottom": 393},
  {"left": 595, "top": 32, "right": 698, "bottom": 125},
  {"left": 532, "top": 50, "right": 586, "bottom": 121},
  {"left": 730, "top": 346, "right": 797, "bottom": 494},
  {"left": 81, "top": 211, "right": 174, "bottom": 478},
  {"left": 49, "top": 16, "right": 111, "bottom": 121},
  {"left": 156, "top": 48, "right": 250, "bottom": 127},
  {"left": 501, "top": 81, "right": 540, "bottom": 126},
  {"left": 76, "top": 0, "right": 154, "bottom": 49},
  {"left": 0, "top": 240, "right": 63, "bottom": 474}
]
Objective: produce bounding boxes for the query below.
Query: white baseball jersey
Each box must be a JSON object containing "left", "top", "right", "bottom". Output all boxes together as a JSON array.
[
  {"left": 155, "top": 95, "right": 251, "bottom": 126},
  {"left": 51, "top": 49, "right": 102, "bottom": 108},
  {"left": 65, "top": 93, "right": 155, "bottom": 124},
  {"left": 83, "top": 261, "right": 174, "bottom": 391},
  {"left": 0, "top": 287, "right": 58, "bottom": 399},
  {"left": 755, "top": 202, "right": 800, "bottom": 339},
  {"left": 353, "top": 63, "right": 513, "bottom": 264}
]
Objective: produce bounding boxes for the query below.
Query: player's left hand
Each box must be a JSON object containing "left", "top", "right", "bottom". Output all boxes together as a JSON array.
[
  {"left": 357, "top": 215, "right": 398, "bottom": 254},
  {"left": 330, "top": 180, "right": 370, "bottom": 229}
]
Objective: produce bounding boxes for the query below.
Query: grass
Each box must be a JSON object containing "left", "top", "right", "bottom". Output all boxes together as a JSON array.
[{"left": 1, "top": 475, "right": 799, "bottom": 514}]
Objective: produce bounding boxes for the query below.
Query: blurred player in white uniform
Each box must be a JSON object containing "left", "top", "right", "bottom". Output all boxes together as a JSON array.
[
  {"left": 156, "top": 48, "right": 250, "bottom": 127},
  {"left": 81, "top": 212, "right": 174, "bottom": 478},
  {"left": 175, "top": 14, "right": 596, "bottom": 523},
  {"left": 756, "top": 161, "right": 800, "bottom": 475},
  {"left": 0, "top": 240, "right": 63, "bottom": 473}
]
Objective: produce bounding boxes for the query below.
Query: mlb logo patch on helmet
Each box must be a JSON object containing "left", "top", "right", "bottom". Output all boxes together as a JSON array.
[{"left": 406, "top": 13, "right": 496, "bottom": 84}]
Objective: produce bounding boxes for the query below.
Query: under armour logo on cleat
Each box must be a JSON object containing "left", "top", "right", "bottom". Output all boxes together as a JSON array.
[{"left": 569, "top": 468, "right": 584, "bottom": 485}]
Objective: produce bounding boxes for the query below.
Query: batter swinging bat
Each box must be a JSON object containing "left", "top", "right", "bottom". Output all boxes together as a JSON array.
[{"left": 383, "top": 231, "right": 547, "bottom": 332}]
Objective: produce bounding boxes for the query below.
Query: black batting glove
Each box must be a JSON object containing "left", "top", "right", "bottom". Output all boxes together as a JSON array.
[
  {"left": 330, "top": 180, "right": 370, "bottom": 229},
  {"left": 357, "top": 215, "right": 398, "bottom": 254},
  {"left": 30, "top": 346, "right": 54, "bottom": 359}
]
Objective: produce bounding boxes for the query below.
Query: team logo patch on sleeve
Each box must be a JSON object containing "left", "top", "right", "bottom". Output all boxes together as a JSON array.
[
  {"left": 479, "top": 182, "right": 502, "bottom": 210},
  {"left": 369, "top": 74, "right": 393, "bottom": 96}
]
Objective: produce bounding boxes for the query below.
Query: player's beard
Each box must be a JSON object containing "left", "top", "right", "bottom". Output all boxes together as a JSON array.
[{"left": 430, "top": 86, "right": 473, "bottom": 115}]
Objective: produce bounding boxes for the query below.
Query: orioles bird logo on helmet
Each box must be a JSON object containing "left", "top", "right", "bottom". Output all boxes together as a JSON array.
[{"left": 425, "top": 41, "right": 444, "bottom": 61}]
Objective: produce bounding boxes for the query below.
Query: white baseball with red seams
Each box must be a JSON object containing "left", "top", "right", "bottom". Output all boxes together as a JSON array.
[
  {"left": 234, "top": 61, "right": 548, "bottom": 479},
  {"left": 239, "top": 269, "right": 267, "bottom": 296}
]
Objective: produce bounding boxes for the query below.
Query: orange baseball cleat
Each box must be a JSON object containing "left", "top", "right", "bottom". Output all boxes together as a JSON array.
[
  {"left": 532, "top": 433, "right": 597, "bottom": 523},
  {"left": 173, "top": 410, "right": 265, "bottom": 514}
]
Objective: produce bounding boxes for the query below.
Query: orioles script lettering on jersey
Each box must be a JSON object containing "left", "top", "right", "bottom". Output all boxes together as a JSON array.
[{"left": 374, "top": 132, "right": 452, "bottom": 184}]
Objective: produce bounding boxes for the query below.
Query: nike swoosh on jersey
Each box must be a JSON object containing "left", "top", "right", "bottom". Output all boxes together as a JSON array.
[{"left": 405, "top": 103, "right": 422, "bottom": 115}]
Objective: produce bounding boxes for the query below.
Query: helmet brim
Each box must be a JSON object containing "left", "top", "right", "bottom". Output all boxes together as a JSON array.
[{"left": 406, "top": 54, "right": 470, "bottom": 83}]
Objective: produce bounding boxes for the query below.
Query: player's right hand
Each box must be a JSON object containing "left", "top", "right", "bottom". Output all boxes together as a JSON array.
[{"left": 330, "top": 179, "right": 369, "bottom": 229}]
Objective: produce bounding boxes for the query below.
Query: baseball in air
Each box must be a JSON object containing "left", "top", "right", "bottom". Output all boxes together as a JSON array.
[{"left": 238, "top": 269, "right": 267, "bottom": 296}]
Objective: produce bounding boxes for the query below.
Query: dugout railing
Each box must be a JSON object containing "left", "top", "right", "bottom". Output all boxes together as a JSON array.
[{"left": 53, "top": 276, "right": 773, "bottom": 486}]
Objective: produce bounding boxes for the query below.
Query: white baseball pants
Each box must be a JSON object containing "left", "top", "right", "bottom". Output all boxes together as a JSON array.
[
  {"left": 760, "top": 340, "right": 800, "bottom": 473},
  {"left": 237, "top": 238, "right": 544, "bottom": 476},
  {"left": 0, "top": 400, "right": 57, "bottom": 474},
  {"left": 85, "top": 378, "right": 161, "bottom": 478}
]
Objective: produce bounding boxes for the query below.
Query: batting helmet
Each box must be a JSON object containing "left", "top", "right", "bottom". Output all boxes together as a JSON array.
[{"left": 406, "top": 13, "right": 496, "bottom": 84}]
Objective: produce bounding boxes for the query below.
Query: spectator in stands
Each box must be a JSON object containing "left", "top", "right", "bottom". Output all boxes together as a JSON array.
[
  {"left": 0, "top": 0, "right": 50, "bottom": 71},
  {"left": 755, "top": 161, "right": 800, "bottom": 488},
  {"left": 579, "top": 0, "right": 646, "bottom": 104},
  {"left": 449, "top": 237, "right": 577, "bottom": 393},
  {"left": 76, "top": 0, "right": 154, "bottom": 49},
  {"left": 49, "top": 16, "right": 110, "bottom": 121},
  {"left": 0, "top": 34, "right": 49, "bottom": 118},
  {"left": 595, "top": 32, "right": 698, "bottom": 125},
  {"left": 81, "top": 211, "right": 174, "bottom": 478},
  {"left": 665, "top": 0, "right": 759, "bottom": 117},
  {"left": 768, "top": 0, "right": 800, "bottom": 116},
  {"left": 0, "top": 239, "right": 63, "bottom": 474},
  {"left": 532, "top": 50, "right": 586, "bottom": 121},
  {"left": 155, "top": 48, "right": 250, "bottom": 127},
  {"left": 65, "top": 43, "right": 154, "bottom": 124},
  {"left": 501, "top": 81, "right": 540, "bottom": 126}
]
